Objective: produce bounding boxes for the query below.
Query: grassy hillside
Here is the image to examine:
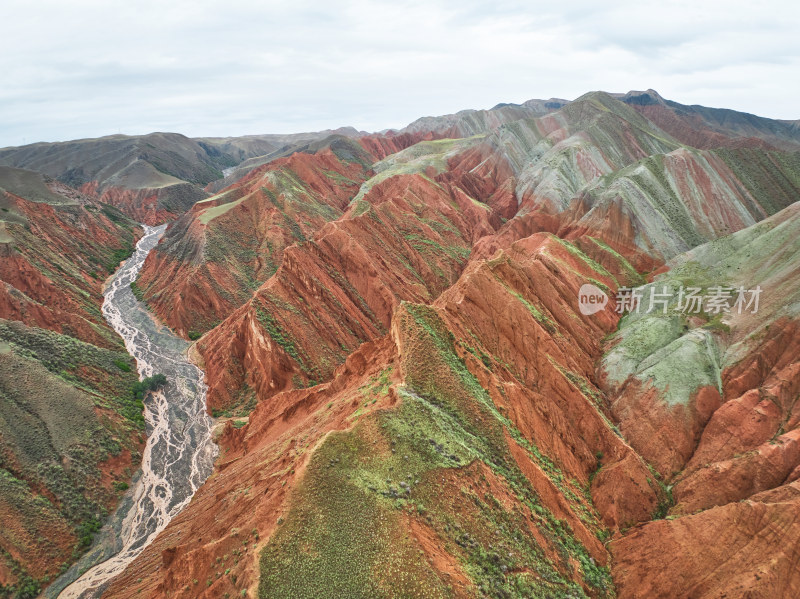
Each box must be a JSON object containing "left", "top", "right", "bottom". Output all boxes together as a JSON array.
[{"left": 0, "top": 169, "right": 145, "bottom": 597}]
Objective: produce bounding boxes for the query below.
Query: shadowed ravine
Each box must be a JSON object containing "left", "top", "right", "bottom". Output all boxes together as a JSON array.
[{"left": 52, "top": 225, "right": 217, "bottom": 598}]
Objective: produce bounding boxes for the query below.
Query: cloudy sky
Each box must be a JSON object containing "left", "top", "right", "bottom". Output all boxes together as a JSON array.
[{"left": 1, "top": 0, "right": 798, "bottom": 147}]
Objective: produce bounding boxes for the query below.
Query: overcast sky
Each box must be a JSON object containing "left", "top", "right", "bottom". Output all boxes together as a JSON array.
[{"left": 1, "top": 0, "right": 798, "bottom": 147}]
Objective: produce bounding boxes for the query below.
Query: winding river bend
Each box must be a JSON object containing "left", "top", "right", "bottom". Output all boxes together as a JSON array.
[{"left": 55, "top": 224, "right": 217, "bottom": 598}]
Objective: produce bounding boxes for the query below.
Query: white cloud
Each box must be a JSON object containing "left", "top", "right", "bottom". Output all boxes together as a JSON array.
[{"left": 1, "top": 0, "right": 798, "bottom": 147}]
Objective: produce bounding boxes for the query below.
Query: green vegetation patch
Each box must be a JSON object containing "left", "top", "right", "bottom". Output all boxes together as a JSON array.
[
  {"left": 714, "top": 148, "right": 800, "bottom": 215},
  {"left": 129, "top": 280, "right": 144, "bottom": 301},
  {"left": 400, "top": 304, "right": 611, "bottom": 591},
  {"left": 0, "top": 322, "right": 143, "bottom": 591},
  {"left": 255, "top": 307, "right": 302, "bottom": 365},
  {"left": 106, "top": 243, "right": 135, "bottom": 271},
  {"left": 197, "top": 195, "right": 247, "bottom": 225},
  {"left": 587, "top": 237, "right": 646, "bottom": 287},
  {"left": 258, "top": 302, "right": 614, "bottom": 597},
  {"left": 259, "top": 430, "right": 452, "bottom": 599},
  {"left": 0, "top": 319, "right": 143, "bottom": 425},
  {"left": 403, "top": 234, "right": 471, "bottom": 264},
  {"left": 132, "top": 373, "right": 167, "bottom": 399},
  {"left": 486, "top": 265, "right": 559, "bottom": 335}
]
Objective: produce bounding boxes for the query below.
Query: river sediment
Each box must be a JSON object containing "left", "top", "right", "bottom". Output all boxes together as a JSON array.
[{"left": 51, "top": 225, "right": 217, "bottom": 598}]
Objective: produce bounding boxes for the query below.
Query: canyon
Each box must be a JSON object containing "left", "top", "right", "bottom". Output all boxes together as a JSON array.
[{"left": 1, "top": 90, "right": 799, "bottom": 598}]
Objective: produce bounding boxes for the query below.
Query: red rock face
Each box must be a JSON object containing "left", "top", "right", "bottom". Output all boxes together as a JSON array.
[
  {"left": 87, "top": 184, "right": 174, "bottom": 225},
  {"left": 432, "top": 234, "right": 664, "bottom": 531},
  {"left": 358, "top": 130, "right": 437, "bottom": 159},
  {"left": 136, "top": 144, "right": 374, "bottom": 336},
  {"left": 79, "top": 180, "right": 209, "bottom": 225},
  {"left": 672, "top": 319, "right": 800, "bottom": 512},
  {"left": 101, "top": 225, "right": 669, "bottom": 598},
  {"left": 611, "top": 496, "right": 800, "bottom": 598},
  {"left": 42, "top": 94, "right": 800, "bottom": 598},
  {"left": 606, "top": 379, "right": 722, "bottom": 478},
  {"left": 438, "top": 141, "right": 519, "bottom": 221},
  {"left": 601, "top": 202, "right": 800, "bottom": 596},
  {"left": 0, "top": 185, "right": 140, "bottom": 348},
  {"left": 558, "top": 196, "right": 665, "bottom": 273},
  {"left": 105, "top": 236, "right": 606, "bottom": 597},
  {"left": 197, "top": 172, "right": 498, "bottom": 413}
]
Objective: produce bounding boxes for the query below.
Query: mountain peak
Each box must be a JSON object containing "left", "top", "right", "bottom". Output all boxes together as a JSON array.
[{"left": 615, "top": 88, "right": 667, "bottom": 106}]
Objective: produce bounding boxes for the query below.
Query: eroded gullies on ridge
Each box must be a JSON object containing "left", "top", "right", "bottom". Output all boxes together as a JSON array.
[{"left": 4, "top": 89, "right": 800, "bottom": 598}]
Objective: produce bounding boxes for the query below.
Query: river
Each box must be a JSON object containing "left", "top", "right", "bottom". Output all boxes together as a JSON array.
[{"left": 51, "top": 224, "right": 218, "bottom": 598}]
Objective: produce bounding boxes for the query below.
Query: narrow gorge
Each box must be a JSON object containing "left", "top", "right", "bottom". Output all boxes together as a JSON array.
[{"left": 51, "top": 226, "right": 217, "bottom": 599}]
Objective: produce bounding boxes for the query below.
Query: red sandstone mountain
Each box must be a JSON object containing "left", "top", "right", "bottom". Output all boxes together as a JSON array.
[
  {"left": 100, "top": 93, "right": 800, "bottom": 599},
  {"left": 2, "top": 91, "right": 800, "bottom": 598}
]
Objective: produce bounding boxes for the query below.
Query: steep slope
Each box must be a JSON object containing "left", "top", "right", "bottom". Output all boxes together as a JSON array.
[
  {"left": 134, "top": 92, "right": 674, "bottom": 343},
  {"left": 480, "top": 91, "right": 681, "bottom": 213},
  {"left": 197, "top": 168, "right": 498, "bottom": 413},
  {"left": 108, "top": 205, "right": 800, "bottom": 598},
  {"left": 134, "top": 132, "right": 513, "bottom": 343},
  {"left": 603, "top": 203, "right": 800, "bottom": 598},
  {"left": 0, "top": 167, "right": 139, "bottom": 347},
  {"left": 136, "top": 91, "right": 800, "bottom": 414},
  {"left": 616, "top": 89, "right": 800, "bottom": 151},
  {"left": 135, "top": 137, "right": 375, "bottom": 337},
  {"left": 464, "top": 95, "right": 800, "bottom": 271},
  {"left": 0, "top": 168, "right": 145, "bottom": 597},
  {"left": 50, "top": 91, "right": 798, "bottom": 599},
  {"left": 103, "top": 230, "right": 656, "bottom": 599},
  {"left": 561, "top": 146, "right": 800, "bottom": 262}
]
